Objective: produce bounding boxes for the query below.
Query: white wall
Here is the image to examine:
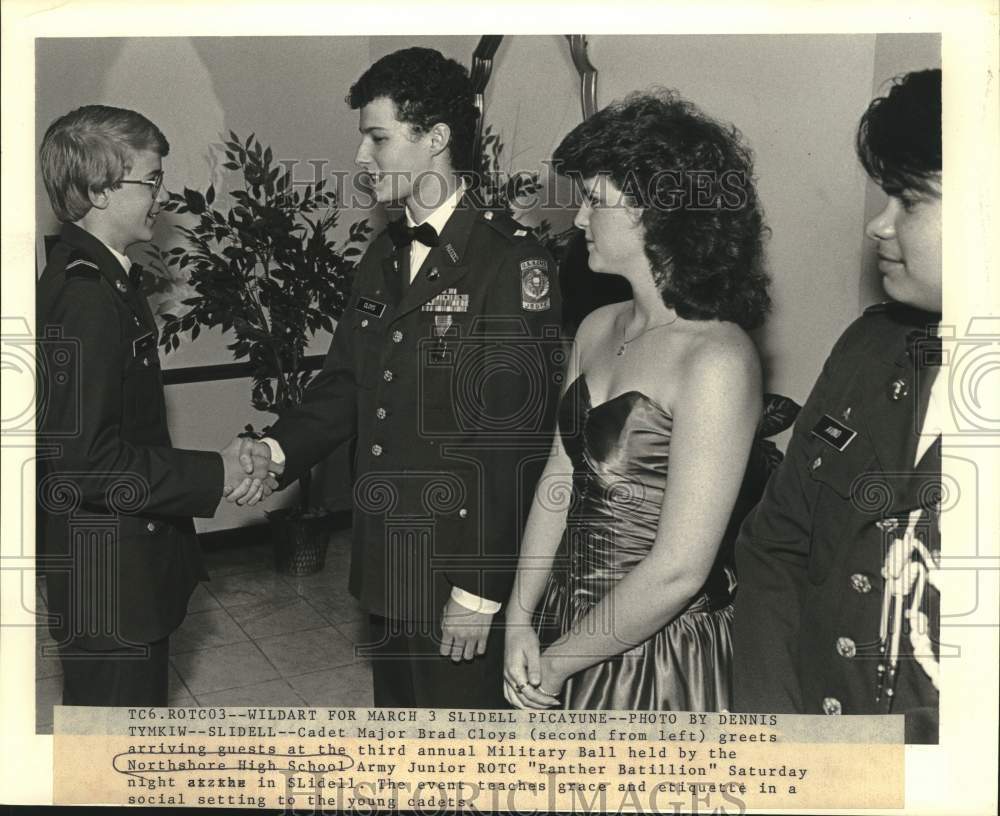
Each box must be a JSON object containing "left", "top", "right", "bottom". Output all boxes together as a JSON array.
[{"left": 34, "top": 34, "right": 940, "bottom": 530}]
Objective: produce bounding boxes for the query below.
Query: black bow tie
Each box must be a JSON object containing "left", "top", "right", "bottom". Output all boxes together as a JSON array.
[{"left": 387, "top": 218, "right": 440, "bottom": 249}]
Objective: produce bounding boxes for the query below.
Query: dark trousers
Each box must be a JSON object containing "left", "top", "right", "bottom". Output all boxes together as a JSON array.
[
  {"left": 367, "top": 614, "right": 507, "bottom": 709},
  {"left": 60, "top": 637, "right": 170, "bottom": 707}
]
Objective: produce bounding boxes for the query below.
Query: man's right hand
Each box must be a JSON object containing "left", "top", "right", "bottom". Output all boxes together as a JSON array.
[{"left": 220, "top": 437, "right": 278, "bottom": 506}]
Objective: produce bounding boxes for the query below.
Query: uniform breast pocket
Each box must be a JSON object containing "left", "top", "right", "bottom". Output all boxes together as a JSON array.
[
  {"left": 806, "top": 431, "right": 878, "bottom": 584},
  {"left": 419, "top": 349, "right": 457, "bottom": 414},
  {"left": 418, "top": 319, "right": 473, "bottom": 414},
  {"left": 121, "top": 351, "right": 164, "bottom": 429}
]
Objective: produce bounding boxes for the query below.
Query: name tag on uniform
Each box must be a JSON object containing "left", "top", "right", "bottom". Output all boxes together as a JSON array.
[
  {"left": 132, "top": 331, "right": 156, "bottom": 357},
  {"left": 811, "top": 414, "right": 857, "bottom": 452},
  {"left": 355, "top": 297, "right": 387, "bottom": 318}
]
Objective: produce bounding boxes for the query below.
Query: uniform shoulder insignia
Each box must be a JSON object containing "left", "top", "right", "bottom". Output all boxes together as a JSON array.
[
  {"left": 64, "top": 249, "right": 101, "bottom": 279},
  {"left": 480, "top": 208, "right": 534, "bottom": 242}
]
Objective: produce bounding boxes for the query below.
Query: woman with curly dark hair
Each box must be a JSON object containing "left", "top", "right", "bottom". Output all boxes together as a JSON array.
[{"left": 504, "top": 90, "right": 770, "bottom": 710}]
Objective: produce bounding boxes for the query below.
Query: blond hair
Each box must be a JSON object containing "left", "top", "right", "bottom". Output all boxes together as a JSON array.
[{"left": 40, "top": 105, "right": 169, "bottom": 222}]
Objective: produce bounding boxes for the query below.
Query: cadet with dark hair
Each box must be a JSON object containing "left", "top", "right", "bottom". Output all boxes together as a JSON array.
[
  {"left": 549, "top": 89, "right": 771, "bottom": 329},
  {"left": 253, "top": 48, "right": 562, "bottom": 708},
  {"left": 504, "top": 90, "right": 770, "bottom": 711},
  {"left": 733, "top": 69, "right": 943, "bottom": 743}
]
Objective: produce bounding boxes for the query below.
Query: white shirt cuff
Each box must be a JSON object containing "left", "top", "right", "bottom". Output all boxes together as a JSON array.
[
  {"left": 450, "top": 586, "right": 501, "bottom": 614},
  {"left": 261, "top": 437, "right": 286, "bottom": 465}
]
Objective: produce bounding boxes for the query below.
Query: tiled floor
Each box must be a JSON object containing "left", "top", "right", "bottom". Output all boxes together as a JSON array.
[{"left": 35, "top": 529, "right": 372, "bottom": 733}]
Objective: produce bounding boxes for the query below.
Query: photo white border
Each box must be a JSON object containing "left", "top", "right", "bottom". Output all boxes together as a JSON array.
[{"left": 2, "top": 2, "right": 997, "bottom": 813}]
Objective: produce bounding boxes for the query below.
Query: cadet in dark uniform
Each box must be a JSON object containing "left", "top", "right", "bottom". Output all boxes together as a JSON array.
[
  {"left": 258, "top": 48, "right": 562, "bottom": 709},
  {"left": 36, "top": 105, "right": 272, "bottom": 706},
  {"left": 733, "top": 70, "right": 943, "bottom": 743}
]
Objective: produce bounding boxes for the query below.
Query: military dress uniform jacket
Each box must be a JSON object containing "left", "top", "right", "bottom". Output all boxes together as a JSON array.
[
  {"left": 269, "top": 200, "right": 562, "bottom": 622},
  {"left": 733, "top": 302, "right": 941, "bottom": 743},
  {"left": 36, "top": 223, "right": 223, "bottom": 650}
]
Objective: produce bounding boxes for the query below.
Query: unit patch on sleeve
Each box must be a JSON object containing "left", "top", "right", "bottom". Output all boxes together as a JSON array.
[{"left": 520, "top": 258, "right": 551, "bottom": 312}]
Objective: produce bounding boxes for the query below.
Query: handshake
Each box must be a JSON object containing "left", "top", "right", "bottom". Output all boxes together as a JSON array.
[{"left": 219, "top": 436, "right": 286, "bottom": 506}]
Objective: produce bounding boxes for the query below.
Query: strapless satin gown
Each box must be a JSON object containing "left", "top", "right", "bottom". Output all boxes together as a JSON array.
[{"left": 536, "top": 374, "right": 735, "bottom": 710}]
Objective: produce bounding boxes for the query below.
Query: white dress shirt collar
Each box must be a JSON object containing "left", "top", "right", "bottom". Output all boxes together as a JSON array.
[
  {"left": 404, "top": 184, "right": 464, "bottom": 282},
  {"left": 406, "top": 182, "right": 464, "bottom": 232}
]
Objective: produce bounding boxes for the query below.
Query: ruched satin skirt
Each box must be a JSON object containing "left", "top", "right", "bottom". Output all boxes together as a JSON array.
[{"left": 537, "top": 578, "right": 734, "bottom": 711}]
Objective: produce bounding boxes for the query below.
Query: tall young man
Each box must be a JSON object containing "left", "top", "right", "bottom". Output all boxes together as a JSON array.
[{"left": 259, "top": 48, "right": 562, "bottom": 707}]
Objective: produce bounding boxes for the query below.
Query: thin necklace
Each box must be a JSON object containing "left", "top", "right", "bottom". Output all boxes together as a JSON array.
[{"left": 617, "top": 313, "right": 679, "bottom": 356}]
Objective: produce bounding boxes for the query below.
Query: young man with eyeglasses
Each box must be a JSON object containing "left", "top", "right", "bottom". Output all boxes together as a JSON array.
[{"left": 36, "top": 105, "right": 273, "bottom": 707}]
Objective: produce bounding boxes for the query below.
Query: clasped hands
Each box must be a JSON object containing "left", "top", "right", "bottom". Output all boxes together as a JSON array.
[
  {"left": 503, "top": 623, "right": 566, "bottom": 709},
  {"left": 220, "top": 436, "right": 285, "bottom": 506}
]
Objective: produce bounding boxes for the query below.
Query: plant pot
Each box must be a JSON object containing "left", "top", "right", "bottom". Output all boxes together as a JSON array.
[{"left": 269, "top": 510, "right": 330, "bottom": 576}]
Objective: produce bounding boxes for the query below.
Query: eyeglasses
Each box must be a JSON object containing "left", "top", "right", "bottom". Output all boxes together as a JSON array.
[{"left": 119, "top": 171, "right": 164, "bottom": 199}]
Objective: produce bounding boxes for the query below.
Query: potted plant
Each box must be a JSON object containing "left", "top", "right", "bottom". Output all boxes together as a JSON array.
[{"left": 149, "top": 131, "right": 371, "bottom": 575}]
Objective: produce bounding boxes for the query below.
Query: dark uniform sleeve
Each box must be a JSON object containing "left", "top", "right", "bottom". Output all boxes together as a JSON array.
[
  {"left": 43, "top": 276, "right": 223, "bottom": 518},
  {"left": 732, "top": 330, "right": 853, "bottom": 712},
  {"left": 266, "top": 278, "right": 361, "bottom": 484},
  {"left": 445, "top": 240, "right": 562, "bottom": 605}
]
